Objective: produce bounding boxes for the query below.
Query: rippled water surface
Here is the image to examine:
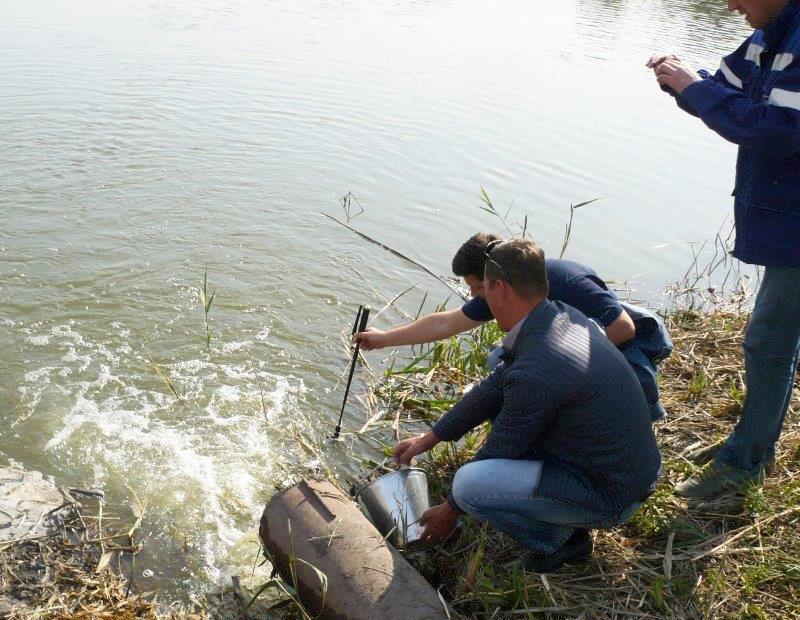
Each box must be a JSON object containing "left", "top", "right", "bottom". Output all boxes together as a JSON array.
[{"left": 1, "top": 0, "right": 750, "bottom": 599}]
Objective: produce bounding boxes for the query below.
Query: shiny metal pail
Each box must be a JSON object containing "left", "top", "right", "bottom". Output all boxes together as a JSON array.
[{"left": 356, "top": 467, "right": 431, "bottom": 549}]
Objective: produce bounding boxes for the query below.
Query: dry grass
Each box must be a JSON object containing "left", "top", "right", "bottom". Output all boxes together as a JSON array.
[{"left": 0, "top": 490, "right": 207, "bottom": 620}]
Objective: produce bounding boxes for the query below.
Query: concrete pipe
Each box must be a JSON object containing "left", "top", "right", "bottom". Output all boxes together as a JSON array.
[{"left": 259, "top": 479, "right": 449, "bottom": 620}]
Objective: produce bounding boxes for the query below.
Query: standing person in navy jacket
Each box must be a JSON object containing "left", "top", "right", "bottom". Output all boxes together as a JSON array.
[{"left": 649, "top": 0, "right": 800, "bottom": 498}]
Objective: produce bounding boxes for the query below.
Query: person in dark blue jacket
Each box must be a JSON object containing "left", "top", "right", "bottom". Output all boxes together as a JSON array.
[
  {"left": 393, "top": 239, "right": 661, "bottom": 571},
  {"left": 356, "top": 233, "right": 672, "bottom": 421},
  {"left": 649, "top": 0, "right": 800, "bottom": 498}
]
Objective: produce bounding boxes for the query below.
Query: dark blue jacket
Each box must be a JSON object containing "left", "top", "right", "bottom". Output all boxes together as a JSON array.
[
  {"left": 674, "top": 0, "right": 800, "bottom": 267},
  {"left": 434, "top": 300, "right": 661, "bottom": 516}
]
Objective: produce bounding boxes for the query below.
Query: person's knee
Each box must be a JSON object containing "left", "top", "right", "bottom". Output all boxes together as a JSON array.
[{"left": 452, "top": 461, "right": 493, "bottom": 515}]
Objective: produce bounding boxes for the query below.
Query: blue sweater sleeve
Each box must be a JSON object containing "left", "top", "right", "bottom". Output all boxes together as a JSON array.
[
  {"left": 442, "top": 368, "right": 555, "bottom": 513},
  {"left": 433, "top": 369, "right": 504, "bottom": 514}
]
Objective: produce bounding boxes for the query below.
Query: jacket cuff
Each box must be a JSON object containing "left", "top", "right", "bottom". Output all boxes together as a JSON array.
[
  {"left": 446, "top": 492, "right": 465, "bottom": 515},
  {"left": 678, "top": 79, "right": 722, "bottom": 116}
]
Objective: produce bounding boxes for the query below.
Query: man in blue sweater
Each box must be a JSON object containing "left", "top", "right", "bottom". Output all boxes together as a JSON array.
[
  {"left": 357, "top": 232, "right": 672, "bottom": 422},
  {"left": 394, "top": 239, "right": 661, "bottom": 571},
  {"left": 649, "top": 0, "right": 800, "bottom": 498}
]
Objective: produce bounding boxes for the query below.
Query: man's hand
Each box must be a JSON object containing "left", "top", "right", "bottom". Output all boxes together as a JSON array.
[
  {"left": 393, "top": 431, "right": 439, "bottom": 465},
  {"left": 647, "top": 53, "right": 701, "bottom": 95},
  {"left": 418, "top": 502, "right": 459, "bottom": 544},
  {"left": 646, "top": 52, "right": 678, "bottom": 69},
  {"left": 354, "top": 328, "right": 387, "bottom": 351}
]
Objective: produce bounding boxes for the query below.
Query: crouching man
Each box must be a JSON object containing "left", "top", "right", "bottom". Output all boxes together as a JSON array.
[{"left": 394, "top": 239, "right": 661, "bottom": 571}]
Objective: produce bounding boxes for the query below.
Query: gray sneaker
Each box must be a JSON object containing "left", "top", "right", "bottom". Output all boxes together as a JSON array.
[
  {"left": 674, "top": 461, "right": 764, "bottom": 499},
  {"left": 684, "top": 440, "right": 725, "bottom": 466},
  {"left": 684, "top": 441, "right": 776, "bottom": 474}
]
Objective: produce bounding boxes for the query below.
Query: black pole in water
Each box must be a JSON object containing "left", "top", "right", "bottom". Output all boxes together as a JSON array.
[{"left": 333, "top": 305, "right": 370, "bottom": 440}]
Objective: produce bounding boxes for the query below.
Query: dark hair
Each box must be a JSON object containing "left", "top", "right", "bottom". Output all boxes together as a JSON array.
[
  {"left": 484, "top": 239, "right": 549, "bottom": 299},
  {"left": 451, "top": 233, "right": 502, "bottom": 279}
]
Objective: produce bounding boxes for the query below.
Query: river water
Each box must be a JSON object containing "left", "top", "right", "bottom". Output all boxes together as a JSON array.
[{"left": 1, "top": 0, "right": 749, "bottom": 601}]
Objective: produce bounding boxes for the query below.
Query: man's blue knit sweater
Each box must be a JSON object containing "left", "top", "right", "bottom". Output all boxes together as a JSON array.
[{"left": 433, "top": 299, "right": 661, "bottom": 515}]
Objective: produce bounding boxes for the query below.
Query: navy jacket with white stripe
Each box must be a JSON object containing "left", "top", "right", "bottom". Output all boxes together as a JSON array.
[{"left": 673, "top": 0, "right": 800, "bottom": 267}]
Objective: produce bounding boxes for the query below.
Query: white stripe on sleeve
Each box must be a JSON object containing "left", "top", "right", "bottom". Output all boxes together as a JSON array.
[
  {"left": 745, "top": 43, "right": 764, "bottom": 65},
  {"left": 768, "top": 88, "right": 800, "bottom": 112},
  {"left": 772, "top": 53, "right": 795, "bottom": 72},
  {"left": 720, "top": 59, "right": 743, "bottom": 89}
]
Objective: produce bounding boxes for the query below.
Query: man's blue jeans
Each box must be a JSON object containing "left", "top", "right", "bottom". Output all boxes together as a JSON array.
[
  {"left": 716, "top": 266, "right": 800, "bottom": 472},
  {"left": 452, "top": 459, "right": 641, "bottom": 554}
]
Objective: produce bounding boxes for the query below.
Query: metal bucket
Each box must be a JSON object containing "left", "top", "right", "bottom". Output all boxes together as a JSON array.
[{"left": 356, "top": 467, "right": 431, "bottom": 550}]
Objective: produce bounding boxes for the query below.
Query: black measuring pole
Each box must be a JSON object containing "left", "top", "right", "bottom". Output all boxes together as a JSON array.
[{"left": 333, "top": 305, "right": 370, "bottom": 440}]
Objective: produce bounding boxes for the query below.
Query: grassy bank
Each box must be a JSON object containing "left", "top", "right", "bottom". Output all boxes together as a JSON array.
[{"left": 342, "top": 306, "right": 799, "bottom": 620}]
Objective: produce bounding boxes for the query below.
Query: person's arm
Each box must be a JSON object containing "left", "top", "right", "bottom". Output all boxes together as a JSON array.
[
  {"left": 431, "top": 368, "right": 505, "bottom": 443},
  {"left": 648, "top": 47, "right": 744, "bottom": 118},
  {"left": 355, "top": 308, "right": 481, "bottom": 350},
  {"left": 656, "top": 47, "right": 800, "bottom": 155},
  {"left": 605, "top": 310, "right": 636, "bottom": 346},
  {"left": 555, "top": 271, "right": 634, "bottom": 345},
  {"left": 470, "top": 368, "right": 554, "bottom": 462},
  {"left": 648, "top": 52, "right": 705, "bottom": 117},
  {"left": 393, "top": 430, "right": 440, "bottom": 465}
]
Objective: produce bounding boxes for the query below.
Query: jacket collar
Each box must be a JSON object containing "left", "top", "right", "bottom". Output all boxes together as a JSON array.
[
  {"left": 505, "top": 298, "right": 550, "bottom": 359},
  {"left": 762, "top": 0, "right": 800, "bottom": 50}
]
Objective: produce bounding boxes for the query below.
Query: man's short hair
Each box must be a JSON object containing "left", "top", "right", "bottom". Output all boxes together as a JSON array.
[
  {"left": 452, "top": 233, "right": 502, "bottom": 279},
  {"left": 484, "top": 239, "right": 549, "bottom": 300}
]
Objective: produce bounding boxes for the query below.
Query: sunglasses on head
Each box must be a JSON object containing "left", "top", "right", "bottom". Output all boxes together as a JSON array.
[{"left": 483, "top": 240, "right": 513, "bottom": 285}]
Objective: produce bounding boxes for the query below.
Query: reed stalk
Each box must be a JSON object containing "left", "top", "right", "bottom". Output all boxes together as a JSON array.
[{"left": 199, "top": 268, "right": 216, "bottom": 349}]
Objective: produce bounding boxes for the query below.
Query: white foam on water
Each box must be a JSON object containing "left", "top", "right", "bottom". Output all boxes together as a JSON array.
[
  {"left": 14, "top": 384, "right": 44, "bottom": 427},
  {"left": 38, "top": 335, "right": 312, "bottom": 596},
  {"left": 24, "top": 367, "right": 54, "bottom": 383},
  {"left": 220, "top": 340, "right": 252, "bottom": 354},
  {"left": 212, "top": 384, "right": 242, "bottom": 404},
  {"left": 51, "top": 322, "right": 86, "bottom": 347},
  {"left": 46, "top": 392, "right": 153, "bottom": 451},
  {"left": 26, "top": 334, "right": 50, "bottom": 345},
  {"left": 255, "top": 327, "right": 270, "bottom": 341}
]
